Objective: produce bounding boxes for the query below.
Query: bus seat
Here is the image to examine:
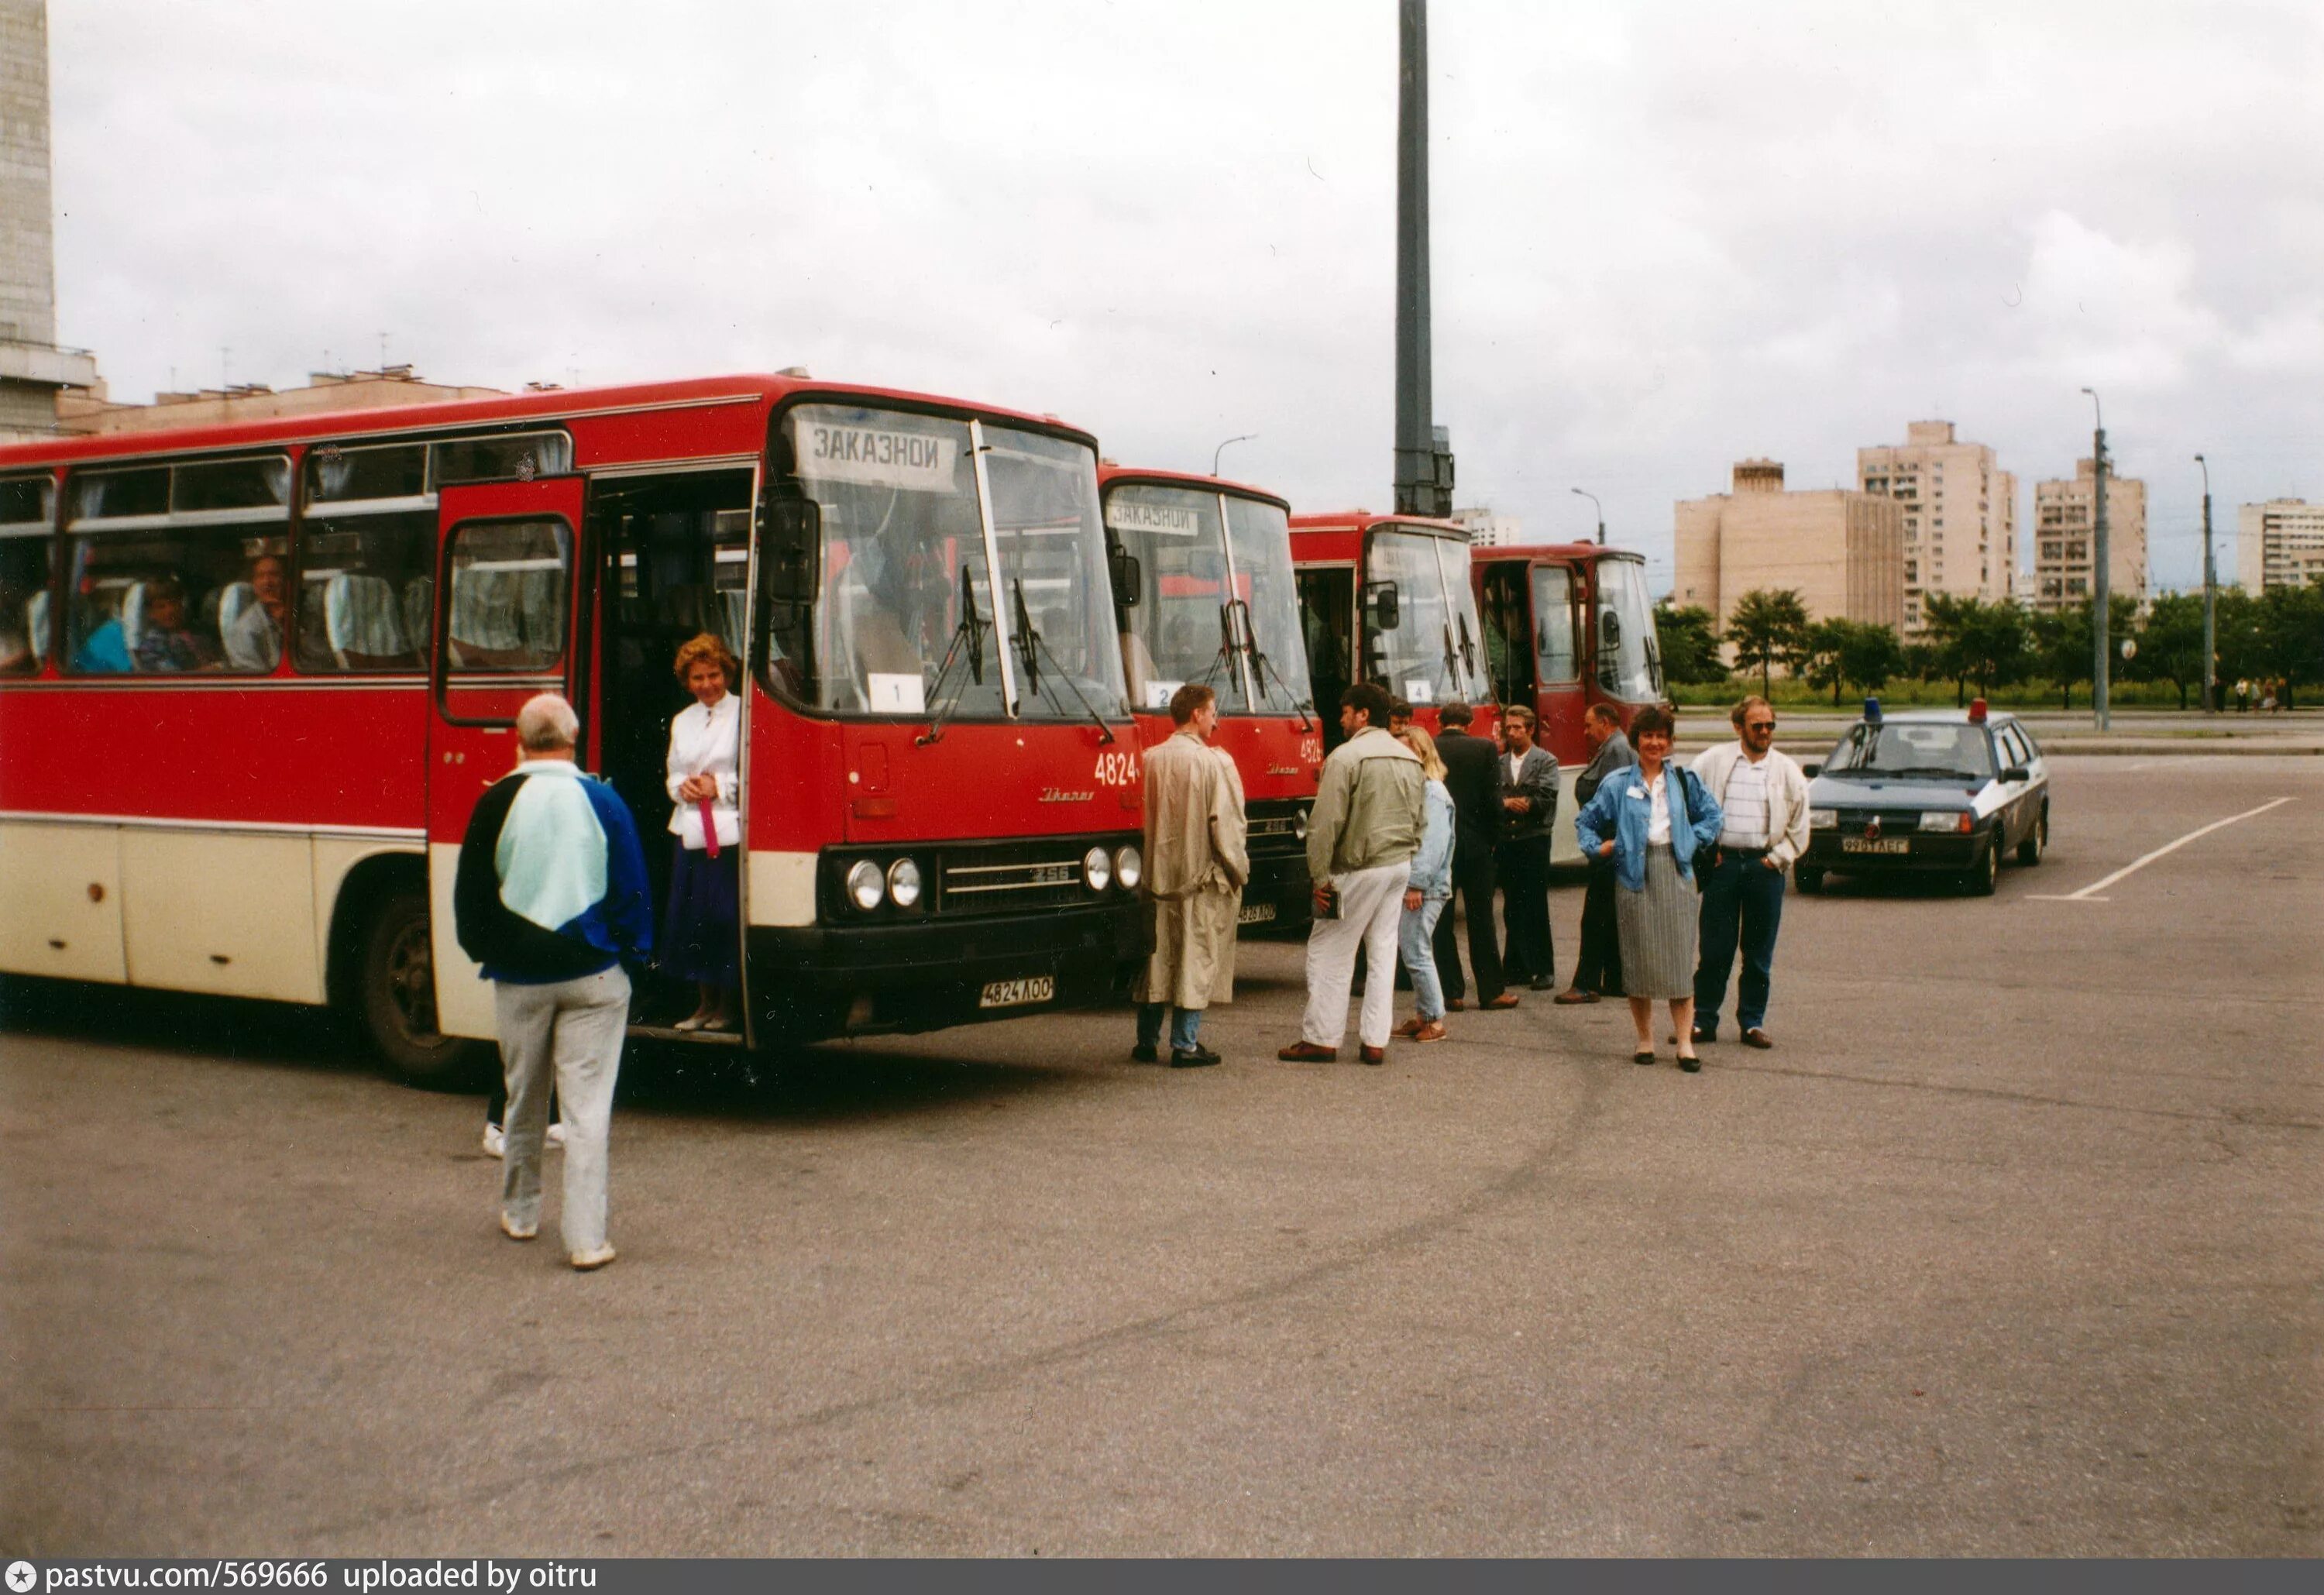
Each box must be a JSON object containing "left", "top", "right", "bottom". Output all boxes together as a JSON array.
[
  {"left": 119, "top": 582, "right": 148, "bottom": 652},
  {"left": 326, "top": 572, "right": 412, "bottom": 669},
  {"left": 400, "top": 576, "right": 434, "bottom": 654},
  {"left": 27, "top": 589, "right": 47, "bottom": 659},
  {"left": 213, "top": 582, "right": 256, "bottom": 662},
  {"left": 851, "top": 607, "right": 918, "bottom": 685}
]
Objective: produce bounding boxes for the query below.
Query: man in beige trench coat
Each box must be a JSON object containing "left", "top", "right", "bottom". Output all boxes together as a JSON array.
[{"left": 1132, "top": 682, "right": 1250, "bottom": 1067}]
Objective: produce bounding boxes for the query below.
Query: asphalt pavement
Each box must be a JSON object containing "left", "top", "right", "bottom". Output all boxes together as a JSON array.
[{"left": 3, "top": 750, "right": 2319, "bottom": 1555}]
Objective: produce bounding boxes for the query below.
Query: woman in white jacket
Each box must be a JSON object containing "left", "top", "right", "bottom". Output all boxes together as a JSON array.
[{"left": 663, "top": 633, "right": 743, "bottom": 1031}]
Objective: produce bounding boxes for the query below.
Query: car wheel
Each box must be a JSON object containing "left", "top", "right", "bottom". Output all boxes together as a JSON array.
[
  {"left": 2017, "top": 806, "right": 2047, "bottom": 866},
  {"left": 1967, "top": 840, "right": 1999, "bottom": 896},
  {"left": 359, "top": 889, "right": 479, "bottom": 1088},
  {"left": 1795, "top": 866, "right": 1824, "bottom": 895}
]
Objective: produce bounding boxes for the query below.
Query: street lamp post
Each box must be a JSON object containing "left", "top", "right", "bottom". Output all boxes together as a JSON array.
[
  {"left": 2082, "top": 387, "right": 2109, "bottom": 731},
  {"left": 2196, "top": 453, "right": 2216, "bottom": 714},
  {"left": 1570, "top": 486, "right": 1604, "bottom": 545},
  {"left": 1212, "top": 433, "right": 1257, "bottom": 478}
]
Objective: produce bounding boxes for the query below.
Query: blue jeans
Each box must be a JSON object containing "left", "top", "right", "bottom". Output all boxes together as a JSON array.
[
  {"left": 1400, "top": 896, "right": 1449, "bottom": 1020},
  {"left": 1136, "top": 1003, "right": 1203, "bottom": 1053},
  {"left": 1693, "top": 850, "right": 1786, "bottom": 1034}
]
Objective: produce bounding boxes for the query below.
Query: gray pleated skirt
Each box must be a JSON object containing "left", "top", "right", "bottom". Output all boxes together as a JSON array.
[{"left": 1614, "top": 844, "right": 1698, "bottom": 999}]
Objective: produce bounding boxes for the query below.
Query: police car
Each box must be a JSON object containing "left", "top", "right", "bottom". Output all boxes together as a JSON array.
[{"left": 1795, "top": 699, "right": 2050, "bottom": 896}]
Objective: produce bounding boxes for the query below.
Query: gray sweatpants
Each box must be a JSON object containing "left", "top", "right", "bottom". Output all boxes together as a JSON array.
[{"left": 494, "top": 966, "right": 630, "bottom": 1255}]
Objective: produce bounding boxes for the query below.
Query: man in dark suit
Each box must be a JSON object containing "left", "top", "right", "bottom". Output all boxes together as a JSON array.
[
  {"left": 1497, "top": 705, "right": 1559, "bottom": 990},
  {"left": 1430, "top": 700, "right": 1517, "bottom": 1009}
]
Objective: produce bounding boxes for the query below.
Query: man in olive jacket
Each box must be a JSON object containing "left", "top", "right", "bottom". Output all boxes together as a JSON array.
[{"left": 1280, "top": 682, "right": 1425, "bottom": 1065}]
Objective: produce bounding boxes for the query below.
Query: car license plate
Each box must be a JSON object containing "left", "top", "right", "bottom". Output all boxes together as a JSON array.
[
  {"left": 978, "top": 975, "right": 1054, "bottom": 1009},
  {"left": 1238, "top": 902, "right": 1277, "bottom": 925},
  {"left": 1842, "top": 837, "right": 1910, "bottom": 854}
]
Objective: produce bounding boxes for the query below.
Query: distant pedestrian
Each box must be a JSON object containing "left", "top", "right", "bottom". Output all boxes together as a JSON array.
[
  {"left": 454, "top": 694, "right": 651, "bottom": 1270},
  {"left": 1429, "top": 700, "right": 1517, "bottom": 1011},
  {"left": 1280, "top": 683, "right": 1426, "bottom": 1065},
  {"left": 1689, "top": 696, "right": 1809, "bottom": 1050},
  {"left": 1392, "top": 727, "right": 1456, "bottom": 1044},
  {"left": 1132, "top": 683, "right": 1248, "bottom": 1068},
  {"left": 1573, "top": 705, "right": 1722, "bottom": 1071},
  {"left": 1559, "top": 705, "right": 1632, "bottom": 1004},
  {"left": 1497, "top": 705, "right": 1559, "bottom": 990},
  {"left": 2235, "top": 679, "right": 2250, "bottom": 713}
]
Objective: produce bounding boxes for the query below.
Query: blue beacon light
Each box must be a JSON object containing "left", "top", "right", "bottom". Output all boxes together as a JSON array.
[{"left": 1863, "top": 696, "right": 1882, "bottom": 724}]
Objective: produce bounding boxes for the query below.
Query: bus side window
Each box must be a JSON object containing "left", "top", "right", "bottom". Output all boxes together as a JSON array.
[
  {"left": 295, "top": 510, "right": 435, "bottom": 672},
  {"left": 63, "top": 528, "right": 287, "bottom": 675},
  {"left": 1530, "top": 566, "right": 1576, "bottom": 682},
  {"left": 444, "top": 518, "right": 571, "bottom": 672}
]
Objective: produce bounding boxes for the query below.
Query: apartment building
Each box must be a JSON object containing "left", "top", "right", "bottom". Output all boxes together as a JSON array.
[
  {"left": 1857, "top": 421, "right": 2018, "bottom": 631},
  {"left": 2235, "top": 500, "right": 2324, "bottom": 593},
  {"left": 1673, "top": 459, "right": 1905, "bottom": 634},
  {"left": 2031, "top": 459, "right": 2147, "bottom": 612},
  {"left": 1452, "top": 506, "right": 1524, "bottom": 548}
]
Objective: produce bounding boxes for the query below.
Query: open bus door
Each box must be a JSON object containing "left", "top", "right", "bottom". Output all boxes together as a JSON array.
[{"left": 425, "top": 476, "right": 590, "bottom": 1043}]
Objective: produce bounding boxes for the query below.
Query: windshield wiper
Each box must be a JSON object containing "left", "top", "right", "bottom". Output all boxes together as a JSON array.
[
  {"left": 1456, "top": 612, "right": 1479, "bottom": 686},
  {"left": 1013, "top": 576, "right": 1116, "bottom": 744},
  {"left": 915, "top": 564, "right": 988, "bottom": 748},
  {"left": 1229, "top": 599, "right": 1312, "bottom": 730}
]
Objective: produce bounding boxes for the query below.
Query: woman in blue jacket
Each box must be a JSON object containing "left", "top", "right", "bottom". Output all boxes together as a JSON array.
[
  {"left": 1393, "top": 727, "right": 1456, "bottom": 1043},
  {"left": 1573, "top": 704, "right": 1723, "bottom": 1071}
]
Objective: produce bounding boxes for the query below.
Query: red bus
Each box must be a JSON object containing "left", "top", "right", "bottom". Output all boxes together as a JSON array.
[
  {"left": 1288, "top": 510, "right": 1494, "bottom": 743},
  {"left": 0, "top": 374, "right": 1147, "bottom": 1083},
  {"left": 1470, "top": 542, "right": 1666, "bottom": 861},
  {"left": 1100, "top": 466, "right": 1322, "bottom": 934}
]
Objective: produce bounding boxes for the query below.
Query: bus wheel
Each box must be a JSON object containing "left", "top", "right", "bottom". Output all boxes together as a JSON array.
[{"left": 361, "top": 890, "right": 475, "bottom": 1087}]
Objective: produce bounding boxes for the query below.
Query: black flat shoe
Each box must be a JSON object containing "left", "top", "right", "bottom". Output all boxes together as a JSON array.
[
  {"left": 1130, "top": 1043, "right": 1159, "bottom": 1064},
  {"left": 1169, "top": 1045, "right": 1222, "bottom": 1068},
  {"left": 1678, "top": 1054, "right": 1703, "bottom": 1073},
  {"left": 1631, "top": 1050, "right": 1655, "bottom": 1066}
]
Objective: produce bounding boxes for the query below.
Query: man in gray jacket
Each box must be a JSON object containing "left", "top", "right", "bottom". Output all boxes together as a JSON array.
[
  {"left": 1280, "top": 682, "right": 1425, "bottom": 1065},
  {"left": 1496, "top": 706, "right": 1560, "bottom": 990}
]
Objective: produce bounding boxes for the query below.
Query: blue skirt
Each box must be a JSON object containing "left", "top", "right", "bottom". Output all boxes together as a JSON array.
[{"left": 662, "top": 841, "right": 740, "bottom": 987}]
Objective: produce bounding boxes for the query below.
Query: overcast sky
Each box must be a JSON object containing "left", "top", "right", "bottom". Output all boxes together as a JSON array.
[{"left": 47, "top": 0, "right": 2324, "bottom": 595}]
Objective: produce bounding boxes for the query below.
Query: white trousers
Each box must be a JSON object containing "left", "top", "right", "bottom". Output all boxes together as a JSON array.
[
  {"left": 1301, "top": 861, "right": 1412, "bottom": 1050},
  {"left": 495, "top": 965, "right": 630, "bottom": 1254}
]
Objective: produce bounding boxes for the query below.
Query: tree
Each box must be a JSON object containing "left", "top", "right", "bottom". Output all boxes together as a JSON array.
[
  {"left": 1652, "top": 603, "right": 1728, "bottom": 686},
  {"left": 1803, "top": 618, "right": 1906, "bottom": 706},
  {"left": 1725, "top": 588, "right": 1810, "bottom": 695},
  {"left": 2254, "top": 577, "right": 2324, "bottom": 707},
  {"left": 2134, "top": 592, "right": 2208, "bottom": 710},
  {"left": 1803, "top": 618, "right": 1851, "bottom": 705},
  {"left": 2030, "top": 595, "right": 2137, "bottom": 709}
]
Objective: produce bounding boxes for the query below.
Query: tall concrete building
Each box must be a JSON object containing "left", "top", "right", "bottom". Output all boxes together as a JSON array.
[
  {"left": 1451, "top": 506, "right": 1522, "bottom": 547},
  {"left": 2236, "top": 499, "right": 2324, "bottom": 592},
  {"left": 1857, "top": 421, "right": 2018, "bottom": 631},
  {"left": 1673, "top": 459, "right": 1905, "bottom": 635},
  {"left": 0, "top": 0, "right": 95, "bottom": 438},
  {"left": 2031, "top": 459, "right": 2147, "bottom": 612}
]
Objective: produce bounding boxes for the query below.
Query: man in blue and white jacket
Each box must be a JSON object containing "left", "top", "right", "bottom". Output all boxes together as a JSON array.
[{"left": 454, "top": 694, "right": 651, "bottom": 1271}]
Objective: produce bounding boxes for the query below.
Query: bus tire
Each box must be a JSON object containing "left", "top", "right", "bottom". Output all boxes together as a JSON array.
[{"left": 359, "top": 889, "right": 476, "bottom": 1088}]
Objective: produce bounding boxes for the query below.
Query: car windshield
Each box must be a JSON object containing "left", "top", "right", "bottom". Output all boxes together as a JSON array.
[
  {"left": 1824, "top": 721, "right": 1995, "bottom": 779},
  {"left": 1367, "top": 527, "right": 1483, "bottom": 707},
  {"left": 1108, "top": 484, "right": 1312, "bottom": 716},
  {"left": 1593, "top": 556, "right": 1662, "bottom": 702},
  {"left": 776, "top": 404, "right": 1126, "bottom": 721}
]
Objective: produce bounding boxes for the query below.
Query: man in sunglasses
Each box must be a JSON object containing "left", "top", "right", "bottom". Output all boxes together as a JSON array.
[{"left": 1689, "top": 694, "right": 1809, "bottom": 1050}]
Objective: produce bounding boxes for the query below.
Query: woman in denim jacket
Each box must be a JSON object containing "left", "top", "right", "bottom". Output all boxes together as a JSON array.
[
  {"left": 1573, "top": 705, "right": 1723, "bottom": 1071},
  {"left": 1392, "top": 727, "right": 1457, "bottom": 1043}
]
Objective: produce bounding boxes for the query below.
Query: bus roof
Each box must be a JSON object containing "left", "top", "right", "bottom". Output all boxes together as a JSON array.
[
  {"left": 1096, "top": 463, "right": 1289, "bottom": 511},
  {"left": 0, "top": 373, "right": 1095, "bottom": 469},
  {"left": 1469, "top": 541, "right": 1647, "bottom": 563},
  {"left": 1287, "top": 510, "right": 1468, "bottom": 538}
]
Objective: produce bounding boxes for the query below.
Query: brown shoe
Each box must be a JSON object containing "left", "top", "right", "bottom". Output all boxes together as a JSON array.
[
  {"left": 1742, "top": 1027, "right": 1773, "bottom": 1050},
  {"left": 1392, "top": 1016, "right": 1428, "bottom": 1040},
  {"left": 1553, "top": 988, "right": 1598, "bottom": 1005},
  {"left": 1278, "top": 1040, "right": 1339, "bottom": 1063},
  {"left": 1412, "top": 1021, "right": 1447, "bottom": 1043},
  {"left": 1360, "top": 1045, "right": 1386, "bottom": 1065},
  {"left": 1445, "top": 998, "right": 1466, "bottom": 1012},
  {"left": 1482, "top": 993, "right": 1521, "bottom": 1011}
]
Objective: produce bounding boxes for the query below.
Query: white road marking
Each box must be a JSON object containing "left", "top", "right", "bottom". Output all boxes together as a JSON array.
[{"left": 2030, "top": 796, "right": 2297, "bottom": 902}]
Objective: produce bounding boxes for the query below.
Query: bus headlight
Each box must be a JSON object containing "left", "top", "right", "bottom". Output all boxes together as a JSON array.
[
  {"left": 1808, "top": 808, "right": 1838, "bottom": 830},
  {"left": 886, "top": 857, "right": 923, "bottom": 909},
  {"left": 845, "top": 858, "right": 885, "bottom": 911},
  {"left": 1081, "top": 846, "right": 1112, "bottom": 892},
  {"left": 1292, "top": 808, "right": 1309, "bottom": 841},
  {"left": 1919, "top": 810, "right": 1972, "bottom": 834},
  {"left": 1114, "top": 844, "right": 1143, "bottom": 892}
]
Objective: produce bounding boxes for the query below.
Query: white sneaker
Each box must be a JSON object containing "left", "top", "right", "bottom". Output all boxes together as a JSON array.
[
  {"left": 500, "top": 1212, "right": 537, "bottom": 1241},
  {"left": 569, "top": 1243, "right": 616, "bottom": 1271},
  {"left": 482, "top": 1123, "right": 505, "bottom": 1157},
  {"left": 545, "top": 1122, "right": 566, "bottom": 1149}
]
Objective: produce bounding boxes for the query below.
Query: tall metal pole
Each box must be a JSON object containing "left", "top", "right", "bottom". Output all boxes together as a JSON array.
[
  {"left": 1571, "top": 486, "right": 1605, "bottom": 545},
  {"left": 2196, "top": 453, "right": 2216, "bottom": 713},
  {"left": 1392, "top": 0, "right": 1435, "bottom": 516},
  {"left": 2082, "top": 387, "right": 2109, "bottom": 730}
]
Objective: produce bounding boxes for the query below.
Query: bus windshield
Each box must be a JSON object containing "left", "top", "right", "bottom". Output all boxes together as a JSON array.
[
  {"left": 1108, "top": 485, "right": 1313, "bottom": 716},
  {"left": 1593, "top": 555, "right": 1662, "bottom": 703},
  {"left": 1367, "top": 527, "right": 1483, "bottom": 708},
  {"left": 777, "top": 404, "right": 1126, "bottom": 721}
]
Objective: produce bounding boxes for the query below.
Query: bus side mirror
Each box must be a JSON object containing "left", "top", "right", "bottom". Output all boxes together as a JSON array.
[
  {"left": 764, "top": 497, "right": 820, "bottom": 603},
  {"left": 1108, "top": 547, "right": 1141, "bottom": 606},
  {"left": 1599, "top": 609, "right": 1621, "bottom": 648},
  {"left": 1367, "top": 581, "right": 1401, "bottom": 631}
]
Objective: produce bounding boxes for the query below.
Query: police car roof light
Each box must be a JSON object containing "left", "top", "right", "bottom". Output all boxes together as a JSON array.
[
  {"left": 1863, "top": 696, "right": 1882, "bottom": 723},
  {"left": 1968, "top": 698, "right": 1988, "bottom": 722}
]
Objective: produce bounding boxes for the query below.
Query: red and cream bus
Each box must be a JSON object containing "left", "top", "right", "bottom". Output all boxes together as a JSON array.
[
  {"left": 1100, "top": 466, "right": 1322, "bottom": 934},
  {"left": 1288, "top": 510, "right": 1494, "bottom": 744},
  {"left": 0, "top": 374, "right": 1147, "bottom": 1083},
  {"left": 1470, "top": 541, "right": 1666, "bottom": 861}
]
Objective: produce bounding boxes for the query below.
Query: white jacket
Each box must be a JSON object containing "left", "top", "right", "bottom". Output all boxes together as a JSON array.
[
  {"left": 1690, "top": 741, "right": 1810, "bottom": 869},
  {"left": 665, "top": 692, "right": 741, "bottom": 850}
]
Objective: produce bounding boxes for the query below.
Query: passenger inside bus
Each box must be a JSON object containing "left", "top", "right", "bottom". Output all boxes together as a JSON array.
[
  {"left": 222, "top": 553, "right": 288, "bottom": 672},
  {"left": 130, "top": 577, "right": 217, "bottom": 672}
]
